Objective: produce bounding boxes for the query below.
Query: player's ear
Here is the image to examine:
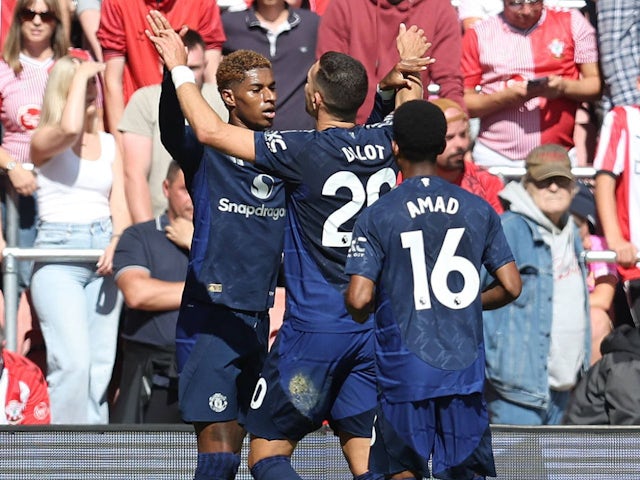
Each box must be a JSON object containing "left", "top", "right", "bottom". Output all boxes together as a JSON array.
[
  {"left": 220, "top": 88, "right": 236, "bottom": 108},
  {"left": 313, "top": 91, "right": 323, "bottom": 110},
  {"left": 391, "top": 140, "right": 400, "bottom": 158}
]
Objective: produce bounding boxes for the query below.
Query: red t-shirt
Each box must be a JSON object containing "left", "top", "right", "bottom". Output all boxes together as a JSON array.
[
  {"left": 97, "top": 0, "right": 225, "bottom": 103},
  {"left": 0, "top": 0, "right": 17, "bottom": 51}
]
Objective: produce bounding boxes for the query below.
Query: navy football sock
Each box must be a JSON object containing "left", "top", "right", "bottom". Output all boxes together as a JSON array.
[
  {"left": 250, "top": 455, "right": 302, "bottom": 480},
  {"left": 193, "top": 452, "right": 240, "bottom": 480},
  {"left": 353, "top": 471, "right": 385, "bottom": 480}
]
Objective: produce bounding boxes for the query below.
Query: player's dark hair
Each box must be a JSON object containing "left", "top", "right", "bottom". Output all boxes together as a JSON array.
[
  {"left": 393, "top": 100, "right": 447, "bottom": 163},
  {"left": 166, "top": 160, "right": 183, "bottom": 183},
  {"left": 183, "top": 29, "right": 206, "bottom": 52},
  {"left": 216, "top": 50, "right": 272, "bottom": 91},
  {"left": 316, "top": 52, "right": 368, "bottom": 122}
]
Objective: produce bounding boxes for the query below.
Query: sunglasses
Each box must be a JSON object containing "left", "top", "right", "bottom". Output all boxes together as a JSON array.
[
  {"left": 506, "top": 0, "right": 542, "bottom": 8},
  {"left": 19, "top": 8, "right": 58, "bottom": 23},
  {"left": 532, "top": 176, "right": 574, "bottom": 190}
]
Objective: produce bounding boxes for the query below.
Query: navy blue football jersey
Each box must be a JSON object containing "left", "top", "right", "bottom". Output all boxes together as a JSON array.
[
  {"left": 253, "top": 119, "right": 398, "bottom": 332},
  {"left": 163, "top": 124, "right": 286, "bottom": 311},
  {"left": 345, "top": 176, "right": 514, "bottom": 401}
]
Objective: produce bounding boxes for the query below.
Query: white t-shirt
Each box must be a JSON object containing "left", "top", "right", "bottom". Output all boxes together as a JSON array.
[{"left": 36, "top": 132, "right": 115, "bottom": 223}]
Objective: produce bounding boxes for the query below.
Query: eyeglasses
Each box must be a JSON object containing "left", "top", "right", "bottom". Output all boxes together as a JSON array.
[
  {"left": 506, "top": 0, "right": 543, "bottom": 8},
  {"left": 19, "top": 9, "right": 58, "bottom": 23}
]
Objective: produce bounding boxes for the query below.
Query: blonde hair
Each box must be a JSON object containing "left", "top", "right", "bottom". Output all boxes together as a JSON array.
[
  {"left": 2, "top": 0, "right": 70, "bottom": 74},
  {"left": 38, "top": 55, "right": 79, "bottom": 127}
]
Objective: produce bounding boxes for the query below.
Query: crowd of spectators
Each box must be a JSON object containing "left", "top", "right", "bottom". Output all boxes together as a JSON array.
[{"left": 0, "top": 0, "right": 638, "bottom": 435}]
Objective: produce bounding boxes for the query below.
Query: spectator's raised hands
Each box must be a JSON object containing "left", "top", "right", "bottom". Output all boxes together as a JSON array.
[
  {"left": 379, "top": 24, "right": 435, "bottom": 93},
  {"left": 75, "top": 60, "right": 106, "bottom": 81},
  {"left": 396, "top": 23, "right": 430, "bottom": 62},
  {"left": 145, "top": 10, "right": 188, "bottom": 71}
]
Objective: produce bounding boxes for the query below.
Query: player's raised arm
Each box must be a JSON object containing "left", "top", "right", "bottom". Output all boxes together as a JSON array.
[
  {"left": 392, "top": 23, "right": 433, "bottom": 107},
  {"left": 145, "top": 10, "right": 256, "bottom": 162},
  {"left": 481, "top": 261, "right": 522, "bottom": 311}
]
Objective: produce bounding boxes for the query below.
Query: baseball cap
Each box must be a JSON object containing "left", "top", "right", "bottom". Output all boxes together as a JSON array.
[
  {"left": 570, "top": 182, "right": 597, "bottom": 233},
  {"left": 525, "top": 144, "right": 573, "bottom": 182}
]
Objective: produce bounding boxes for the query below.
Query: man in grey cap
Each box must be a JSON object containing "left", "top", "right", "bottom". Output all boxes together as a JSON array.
[{"left": 480, "top": 144, "right": 592, "bottom": 425}]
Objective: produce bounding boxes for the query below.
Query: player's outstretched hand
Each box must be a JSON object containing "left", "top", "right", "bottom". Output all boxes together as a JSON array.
[
  {"left": 145, "top": 9, "right": 188, "bottom": 71},
  {"left": 379, "top": 56, "right": 433, "bottom": 92}
]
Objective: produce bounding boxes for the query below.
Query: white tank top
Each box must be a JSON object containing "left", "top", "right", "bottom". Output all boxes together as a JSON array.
[{"left": 36, "top": 131, "right": 115, "bottom": 223}]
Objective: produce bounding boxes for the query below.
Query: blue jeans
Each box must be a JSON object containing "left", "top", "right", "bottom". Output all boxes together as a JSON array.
[
  {"left": 0, "top": 178, "right": 37, "bottom": 291},
  {"left": 485, "top": 382, "right": 570, "bottom": 425},
  {"left": 30, "top": 219, "right": 122, "bottom": 424}
]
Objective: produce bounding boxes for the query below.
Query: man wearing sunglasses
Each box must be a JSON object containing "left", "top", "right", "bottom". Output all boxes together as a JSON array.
[{"left": 461, "top": 0, "right": 600, "bottom": 167}]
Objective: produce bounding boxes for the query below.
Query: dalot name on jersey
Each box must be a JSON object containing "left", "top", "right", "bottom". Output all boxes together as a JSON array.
[
  {"left": 406, "top": 196, "right": 459, "bottom": 218},
  {"left": 341, "top": 144, "right": 386, "bottom": 163}
]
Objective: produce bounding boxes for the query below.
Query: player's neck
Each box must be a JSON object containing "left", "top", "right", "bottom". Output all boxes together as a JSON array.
[
  {"left": 400, "top": 161, "right": 437, "bottom": 179},
  {"left": 315, "top": 111, "right": 356, "bottom": 131},
  {"left": 436, "top": 166, "right": 463, "bottom": 184}
]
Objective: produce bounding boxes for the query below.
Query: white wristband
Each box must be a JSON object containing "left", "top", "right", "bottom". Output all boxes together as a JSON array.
[{"left": 171, "top": 65, "right": 196, "bottom": 90}]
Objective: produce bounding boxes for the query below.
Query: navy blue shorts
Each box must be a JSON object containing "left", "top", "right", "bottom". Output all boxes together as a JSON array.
[
  {"left": 175, "top": 300, "right": 269, "bottom": 424},
  {"left": 244, "top": 320, "right": 377, "bottom": 441},
  {"left": 370, "top": 393, "right": 496, "bottom": 480}
]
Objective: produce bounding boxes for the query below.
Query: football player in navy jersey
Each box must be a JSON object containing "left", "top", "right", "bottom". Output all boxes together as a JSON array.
[
  {"left": 148, "top": 11, "right": 431, "bottom": 480},
  {"left": 158, "top": 50, "right": 286, "bottom": 480},
  {"left": 344, "top": 100, "right": 522, "bottom": 480}
]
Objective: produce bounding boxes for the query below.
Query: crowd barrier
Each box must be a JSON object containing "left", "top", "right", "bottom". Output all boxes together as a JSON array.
[
  {"left": 0, "top": 167, "right": 631, "bottom": 349},
  {"left": 1, "top": 424, "right": 640, "bottom": 479}
]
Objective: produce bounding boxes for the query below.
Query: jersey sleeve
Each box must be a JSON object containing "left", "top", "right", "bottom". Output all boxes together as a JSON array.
[
  {"left": 158, "top": 70, "right": 203, "bottom": 182},
  {"left": 96, "top": 0, "right": 126, "bottom": 58},
  {"left": 113, "top": 225, "right": 151, "bottom": 280},
  {"left": 197, "top": 0, "right": 226, "bottom": 51},
  {"left": 593, "top": 107, "right": 627, "bottom": 175},
  {"left": 461, "top": 28, "right": 482, "bottom": 90},
  {"left": 570, "top": 8, "right": 598, "bottom": 65},
  {"left": 345, "top": 207, "right": 384, "bottom": 282},
  {"left": 482, "top": 207, "right": 515, "bottom": 274},
  {"left": 253, "top": 130, "right": 306, "bottom": 184},
  {"left": 21, "top": 368, "right": 50, "bottom": 425}
]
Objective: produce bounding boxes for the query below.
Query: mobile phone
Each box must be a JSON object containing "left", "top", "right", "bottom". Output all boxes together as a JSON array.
[{"left": 527, "top": 76, "right": 549, "bottom": 89}]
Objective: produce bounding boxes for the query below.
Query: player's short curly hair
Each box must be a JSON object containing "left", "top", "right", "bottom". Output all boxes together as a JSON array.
[
  {"left": 393, "top": 100, "right": 447, "bottom": 163},
  {"left": 216, "top": 50, "right": 272, "bottom": 91}
]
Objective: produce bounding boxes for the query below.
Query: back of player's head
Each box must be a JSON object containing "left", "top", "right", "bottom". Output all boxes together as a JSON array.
[
  {"left": 316, "top": 52, "right": 368, "bottom": 121},
  {"left": 393, "top": 100, "right": 447, "bottom": 163},
  {"left": 216, "top": 50, "right": 272, "bottom": 91},
  {"left": 182, "top": 29, "right": 206, "bottom": 52}
]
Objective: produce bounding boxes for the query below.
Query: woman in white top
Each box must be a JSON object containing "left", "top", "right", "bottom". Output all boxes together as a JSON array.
[
  {"left": 0, "top": 0, "right": 70, "bottom": 291},
  {"left": 29, "top": 53, "right": 129, "bottom": 424}
]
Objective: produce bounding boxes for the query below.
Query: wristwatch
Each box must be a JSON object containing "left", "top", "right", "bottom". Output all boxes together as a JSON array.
[{"left": 5, "top": 161, "right": 17, "bottom": 171}]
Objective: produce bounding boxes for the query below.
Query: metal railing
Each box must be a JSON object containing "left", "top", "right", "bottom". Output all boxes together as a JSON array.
[{"left": 0, "top": 166, "right": 631, "bottom": 352}]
